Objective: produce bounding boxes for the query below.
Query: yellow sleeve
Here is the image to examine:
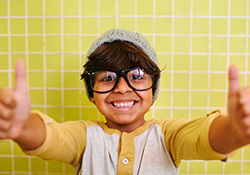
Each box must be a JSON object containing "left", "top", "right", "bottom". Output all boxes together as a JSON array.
[
  {"left": 161, "top": 109, "right": 231, "bottom": 167},
  {"left": 24, "top": 110, "right": 87, "bottom": 167}
]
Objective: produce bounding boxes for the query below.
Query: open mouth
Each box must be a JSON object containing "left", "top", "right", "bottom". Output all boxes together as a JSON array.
[{"left": 111, "top": 101, "right": 136, "bottom": 109}]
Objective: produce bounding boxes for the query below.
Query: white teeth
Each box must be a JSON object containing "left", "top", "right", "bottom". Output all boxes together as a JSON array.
[{"left": 112, "top": 101, "right": 134, "bottom": 108}]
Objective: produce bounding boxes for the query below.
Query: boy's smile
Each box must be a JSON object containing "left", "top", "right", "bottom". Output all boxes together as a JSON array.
[
  {"left": 90, "top": 77, "right": 152, "bottom": 132},
  {"left": 111, "top": 100, "right": 136, "bottom": 109},
  {"left": 108, "top": 98, "right": 138, "bottom": 113}
]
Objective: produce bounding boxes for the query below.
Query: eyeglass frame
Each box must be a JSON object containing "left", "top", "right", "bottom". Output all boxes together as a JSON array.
[{"left": 85, "top": 67, "right": 156, "bottom": 94}]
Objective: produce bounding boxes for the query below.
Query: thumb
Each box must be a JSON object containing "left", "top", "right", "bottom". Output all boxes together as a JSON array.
[
  {"left": 229, "top": 65, "right": 240, "bottom": 96},
  {"left": 228, "top": 65, "right": 240, "bottom": 119},
  {"left": 15, "top": 60, "right": 27, "bottom": 94}
]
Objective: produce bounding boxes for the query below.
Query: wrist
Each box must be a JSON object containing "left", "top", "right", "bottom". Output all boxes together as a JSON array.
[
  {"left": 209, "top": 116, "right": 244, "bottom": 154},
  {"left": 14, "top": 113, "right": 45, "bottom": 151}
]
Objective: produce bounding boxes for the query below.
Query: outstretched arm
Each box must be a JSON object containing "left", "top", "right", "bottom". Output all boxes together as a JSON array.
[
  {"left": 0, "top": 60, "right": 45, "bottom": 150},
  {"left": 209, "top": 65, "right": 250, "bottom": 154}
]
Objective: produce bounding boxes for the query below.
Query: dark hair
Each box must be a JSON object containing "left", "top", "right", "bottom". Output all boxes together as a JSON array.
[{"left": 81, "top": 40, "right": 161, "bottom": 98}]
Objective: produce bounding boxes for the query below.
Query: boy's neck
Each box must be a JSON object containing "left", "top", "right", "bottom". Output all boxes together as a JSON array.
[{"left": 105, "top": 119, "right": 146, "bottom": 133}]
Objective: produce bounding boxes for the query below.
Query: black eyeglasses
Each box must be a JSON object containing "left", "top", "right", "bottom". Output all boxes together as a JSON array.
[{"left": 85, "top": 67, "right": 154, "bottom": 93}]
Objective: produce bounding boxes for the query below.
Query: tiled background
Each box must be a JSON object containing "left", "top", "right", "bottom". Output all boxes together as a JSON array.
[{"left": 0, "top": 0, "right": 250, "bottom": 174}]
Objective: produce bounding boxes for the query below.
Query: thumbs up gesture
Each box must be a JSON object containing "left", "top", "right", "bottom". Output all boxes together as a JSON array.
[
  {"left": 228, "top": 65, "right": 250, "bottom": 144},
  {"left": 0, "top": 60, "right": 31, "bottom": 139}
]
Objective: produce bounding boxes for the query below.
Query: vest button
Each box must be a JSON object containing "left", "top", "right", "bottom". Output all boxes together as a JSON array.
[{"left": 122, "top": 158, "right": 129, "bottom": 165}]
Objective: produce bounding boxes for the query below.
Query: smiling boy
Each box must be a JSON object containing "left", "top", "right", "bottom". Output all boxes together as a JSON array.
[
  {"left": 1, "top": 29, "right": 250, "bottom": 174},
  {"left": 82, "top": 38, "right": 160, "bottom": 133}
]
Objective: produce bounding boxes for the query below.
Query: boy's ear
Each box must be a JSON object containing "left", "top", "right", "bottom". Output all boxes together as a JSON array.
[{"left": 90, "top": 97, "right": 95, "bottom": 103}]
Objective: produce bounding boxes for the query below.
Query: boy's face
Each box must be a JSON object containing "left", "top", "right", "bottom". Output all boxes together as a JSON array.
[{"left": 90, "top": 76, "right": 152, "bottom": 132}]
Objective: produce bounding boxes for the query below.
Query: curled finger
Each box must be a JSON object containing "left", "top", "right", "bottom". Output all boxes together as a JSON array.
[
  {"left": 241, "top": 103, "right": 250, "bottom": 116},
  {"left": 0, "top": 118, "right": 13, "bottom": 131},
  {"left": 0, "top": 89, "right": 16, "bottom": 108},
  {"left": 0, "top": 104, "right": 14, "bottom": 120}
]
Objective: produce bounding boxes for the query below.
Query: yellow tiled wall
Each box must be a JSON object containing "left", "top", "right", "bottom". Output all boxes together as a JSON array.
[{"left": 0, "top": 0, "right": 250, "bottom": 174}]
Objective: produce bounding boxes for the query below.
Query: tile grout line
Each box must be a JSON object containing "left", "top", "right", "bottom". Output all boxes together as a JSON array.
[
  {"left": 24, "top": 0, "right": 32, "bottom": 174},
  {"left": 42, "top": 0, "right": 49, "bottom": 174}
]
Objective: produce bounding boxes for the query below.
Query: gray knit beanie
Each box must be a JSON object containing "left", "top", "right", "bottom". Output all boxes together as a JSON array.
[{"left": 85, "top": 28, "right": 160, "bottom": 104}]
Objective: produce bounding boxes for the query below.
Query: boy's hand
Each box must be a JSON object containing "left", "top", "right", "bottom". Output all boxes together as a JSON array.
[
  {"left": 228, "top": 65, "right": 250, "bottom": 144},
  {"left": 0, "top": 60, "right": 31, "bottom": 139}
]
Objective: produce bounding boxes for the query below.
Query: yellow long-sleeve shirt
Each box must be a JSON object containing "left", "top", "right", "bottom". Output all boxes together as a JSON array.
[{"left": 25, "top": 109, "right": 230, "bottom": 175}]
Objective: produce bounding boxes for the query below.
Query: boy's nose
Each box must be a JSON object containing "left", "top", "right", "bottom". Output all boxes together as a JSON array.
[{"left": 113, "top": 77, "right": 132, "bottom": 94}]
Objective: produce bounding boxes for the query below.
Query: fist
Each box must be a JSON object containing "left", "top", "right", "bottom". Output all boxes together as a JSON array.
[{"left": 0, "top": 60, "right": 31, "bottom": 139}]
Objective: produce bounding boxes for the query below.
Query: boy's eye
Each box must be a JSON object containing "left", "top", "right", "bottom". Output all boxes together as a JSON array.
[
  {"left": 95, "top": 72, "right": 116, "bottom": 82},
  {"left": 130, "top": 74, "right": 144, "bottom": 80},
  {"left": 128, "top": 69, "right": 145, "bottom": 80},
  {"left": 102, "top": 75, "right": 116, "bottom": 81}
]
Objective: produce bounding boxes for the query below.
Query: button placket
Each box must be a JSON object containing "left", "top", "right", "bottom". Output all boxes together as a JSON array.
[{"left": 117, "top": 132, "right": 135, "bottom": 173}]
